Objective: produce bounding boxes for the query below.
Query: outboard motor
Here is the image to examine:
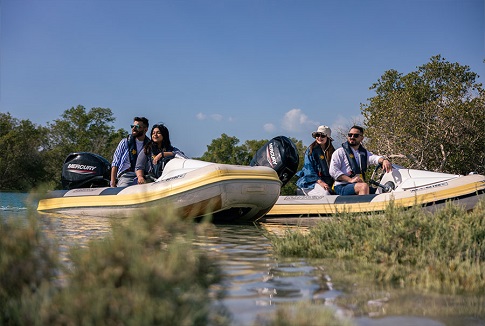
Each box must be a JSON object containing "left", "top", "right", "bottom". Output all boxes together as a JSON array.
[
  {"left": 61, "top": 152, "right": 111, "bottom": 189},
  {"left": 250, "top": 136, "right": 299, "bottom": 186}
]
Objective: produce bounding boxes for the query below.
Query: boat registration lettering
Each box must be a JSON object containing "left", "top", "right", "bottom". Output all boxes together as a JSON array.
[
  {"left": 410, "top": 181, "right": 448, "bottom": 193},
  {"left": 69, "top": 188, "right": 101, "bottom": 194},
  {"left": 282, "top": 196, "right": 326, "bottom": 200},
  {"left": 162, "top": 174, "right": 186, "bottom": 182}
]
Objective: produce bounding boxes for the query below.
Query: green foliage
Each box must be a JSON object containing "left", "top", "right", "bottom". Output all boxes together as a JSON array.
[
  {"left": 46, "top": 209, "right": 225, "bottom": 325},
  {"left": 0, "top": 112, "right": 51, "bottom": 191},
  {"left": 1, "top": 106, "right": 125, "bottom": 191},
  {"left": 268, "top": 200, "right": 485, "bottom": 294},
  {"left": 241, "top": 139, "right": 270, "bottom": 165},
  {"left": 0, "top": 208, "right": 229, "bottom": 325},
  {"left": 198, "top": 133, "right": 250, "bottom": 165},
  {"left": 361, "top": 55, "right": 485, "bottom": 174},
  {"left": 0, "top": 216, "right": 59, "bottom": 325},
  {"left": 254, "top": 301, "right": 353, "bottom": 326},
  {"left": 46, "top": 105, "right": 124, "bottom": 158}
]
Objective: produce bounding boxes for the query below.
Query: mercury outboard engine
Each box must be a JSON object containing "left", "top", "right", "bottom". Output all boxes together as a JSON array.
[
  {"left": 250, "top": 136, "right": 299, "bottom": 186},
  {"left": 61, "top": 152, "right": 111, "bottom": 190}
]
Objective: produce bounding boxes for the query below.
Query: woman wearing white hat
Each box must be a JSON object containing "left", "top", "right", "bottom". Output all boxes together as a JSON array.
[{"left": 295, "top": 125, "right": 335, "bottom": 196}]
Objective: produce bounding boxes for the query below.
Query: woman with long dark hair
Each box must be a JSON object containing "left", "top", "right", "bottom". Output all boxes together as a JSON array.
[
  {"left": 295, "top": 125, "right": 335, "bottom": 195},
  {"left": 135, "top": 123, "right": 187, "bottom": 184}
]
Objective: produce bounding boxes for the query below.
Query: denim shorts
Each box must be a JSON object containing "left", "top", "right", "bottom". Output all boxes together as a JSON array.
[{"left": 333, "top": 183, "right": 356, "bottom": 195}]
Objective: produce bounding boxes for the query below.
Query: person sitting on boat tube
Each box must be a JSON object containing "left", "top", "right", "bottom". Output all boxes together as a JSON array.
[
  {"left": 329, "top": 125, "right": 392, "bottom": 195},
  {"left": 135, "top": 123, "right": 188, "bottom": 184},
  {"left": 295, "top": 125, "right": 336, "bottom": 196},
  {"left": 110, "top": 117, "right": 150, "bottom": 187}
]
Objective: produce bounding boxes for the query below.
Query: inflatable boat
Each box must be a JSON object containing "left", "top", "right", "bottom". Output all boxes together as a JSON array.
[
  {"left": 261, "top": 164, "right": 485, "bottom": 223},
  {"left": 249, "top": 137, "right": 485, "bottom": 222},
  {"left": 37, "top": 136, "right": 300, "bottom": 223}
]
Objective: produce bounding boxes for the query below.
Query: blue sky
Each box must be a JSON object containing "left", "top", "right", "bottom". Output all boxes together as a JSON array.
[{"left": 1, "top": 0, "right": 483, "bottom": 158}]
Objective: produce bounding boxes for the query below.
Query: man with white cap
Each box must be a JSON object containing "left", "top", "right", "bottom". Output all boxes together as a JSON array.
[
  {"left": 296, "top": 125, "right": 335, "bottom": 196},
  {"left": 330, "top": 125, "right": 392, "bottom": 195}
]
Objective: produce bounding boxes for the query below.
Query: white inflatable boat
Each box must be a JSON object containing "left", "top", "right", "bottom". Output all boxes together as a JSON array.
[
  {"left": 37, "top": 158, "right": 282, "bottom": 223},
  {"left": 261, "top": 164, "right": 485, "bottom": 222}
]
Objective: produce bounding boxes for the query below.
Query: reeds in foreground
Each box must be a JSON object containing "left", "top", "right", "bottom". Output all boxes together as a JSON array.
[
  {"left": 0, "top": 207, "right": 229, "bottom": 325},
  {"left": 268, "top": 199, "right": 485, "bottom": 294}
]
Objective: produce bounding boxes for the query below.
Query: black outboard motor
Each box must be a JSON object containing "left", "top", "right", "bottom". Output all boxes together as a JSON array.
[
  {"left": 61, "top": 152, "right": 111, "bottom": 190},
  {"left": 250, "top": 136, "right": 299, "bottom": 186}
]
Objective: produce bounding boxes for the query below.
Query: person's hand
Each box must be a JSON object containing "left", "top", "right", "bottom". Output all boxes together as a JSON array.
[
  {"left": 319, "top": 181, "right": 330, "bottom": 191},
  {"left": 137, "top": 176, "right": 146, "bottom": 184},
  {"left": 382, "top": 159, "right": 393, "bottom": 173},
  {"left": 153, "top": 153, "right": 162, "bottom": 164},
  {"left": 351, "top": 175, "right": 364, "bottom": 183}
]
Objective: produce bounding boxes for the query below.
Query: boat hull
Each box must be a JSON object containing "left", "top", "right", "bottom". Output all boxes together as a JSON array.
[
  {"left": 261, "top": 173, "right": 485, "bottom": 223},
  {"left": 38, "top": 160, "right": 282, "bottom": 223}
]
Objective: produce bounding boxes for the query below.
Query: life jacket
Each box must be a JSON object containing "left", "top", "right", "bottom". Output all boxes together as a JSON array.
[
  {"left": 127, "top": 135, "right": 150, "bottom": 172},
  {"left": 311, "top": 145, "right": 334, "bottom": 187},
  {"left": 146, "top": 144, "right": 174, "bottom": 180},
  {"left": 296, "top": 146, "right": 333, "bottom": 190},
  {"left": 341, "top": 141, "right": 368, "bottom": 181}
]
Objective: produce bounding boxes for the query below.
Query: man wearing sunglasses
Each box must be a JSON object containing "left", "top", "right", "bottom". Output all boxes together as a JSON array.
[
  {"left": 329, "top": 125, "right": 392, "bottom": 195},
  {"left": 110, "top": 117, "right": 150, "bottom": 187}
]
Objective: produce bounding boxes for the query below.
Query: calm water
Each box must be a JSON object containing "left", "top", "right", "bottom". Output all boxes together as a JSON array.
[{"left": 2, "top": 192, "right": 484, "bottom": 326}]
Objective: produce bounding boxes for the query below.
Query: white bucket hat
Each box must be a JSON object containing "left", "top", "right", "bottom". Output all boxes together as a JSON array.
[{"left": 311, "top": 125, "right": 333, "bottom": 141}]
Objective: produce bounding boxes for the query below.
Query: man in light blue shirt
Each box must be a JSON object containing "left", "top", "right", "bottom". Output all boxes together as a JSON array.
[{"left": 110, "top": 117, "right": 150, "bottom": 187}]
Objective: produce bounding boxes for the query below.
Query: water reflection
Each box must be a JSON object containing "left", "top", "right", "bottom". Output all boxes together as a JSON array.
[
  {"left": 196, "top": 224, "right": 332, "bottom": 325},
  {"left": 40, "top": 213, "right": 112, "bottom": 246}
]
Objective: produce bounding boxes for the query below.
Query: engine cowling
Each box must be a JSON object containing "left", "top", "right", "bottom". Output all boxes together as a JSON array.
[
  {"left": 250, "top": 136, "right": 299, "bottom": 186},
  {"left": 61, "top": 152, "right": 111, "bottom": 189}
]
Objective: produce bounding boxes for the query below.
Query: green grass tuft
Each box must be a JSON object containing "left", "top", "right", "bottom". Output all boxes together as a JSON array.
[
  {"left": 254, "top": 301, "right": 354, "bottom": 326},
  {"left": 267, "top": 199, "right": 485, "bottom": 294}
]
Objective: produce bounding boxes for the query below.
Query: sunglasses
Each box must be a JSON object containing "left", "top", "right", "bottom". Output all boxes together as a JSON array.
[
  {"left": 348, "top": 133, "right": 362, "bottom": 138},
  {"left": 314, "top": 133, "right": 327, "bottom": 138},
  {"left": 131, "top": 124, "right": 142, "bottom": 130}
]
